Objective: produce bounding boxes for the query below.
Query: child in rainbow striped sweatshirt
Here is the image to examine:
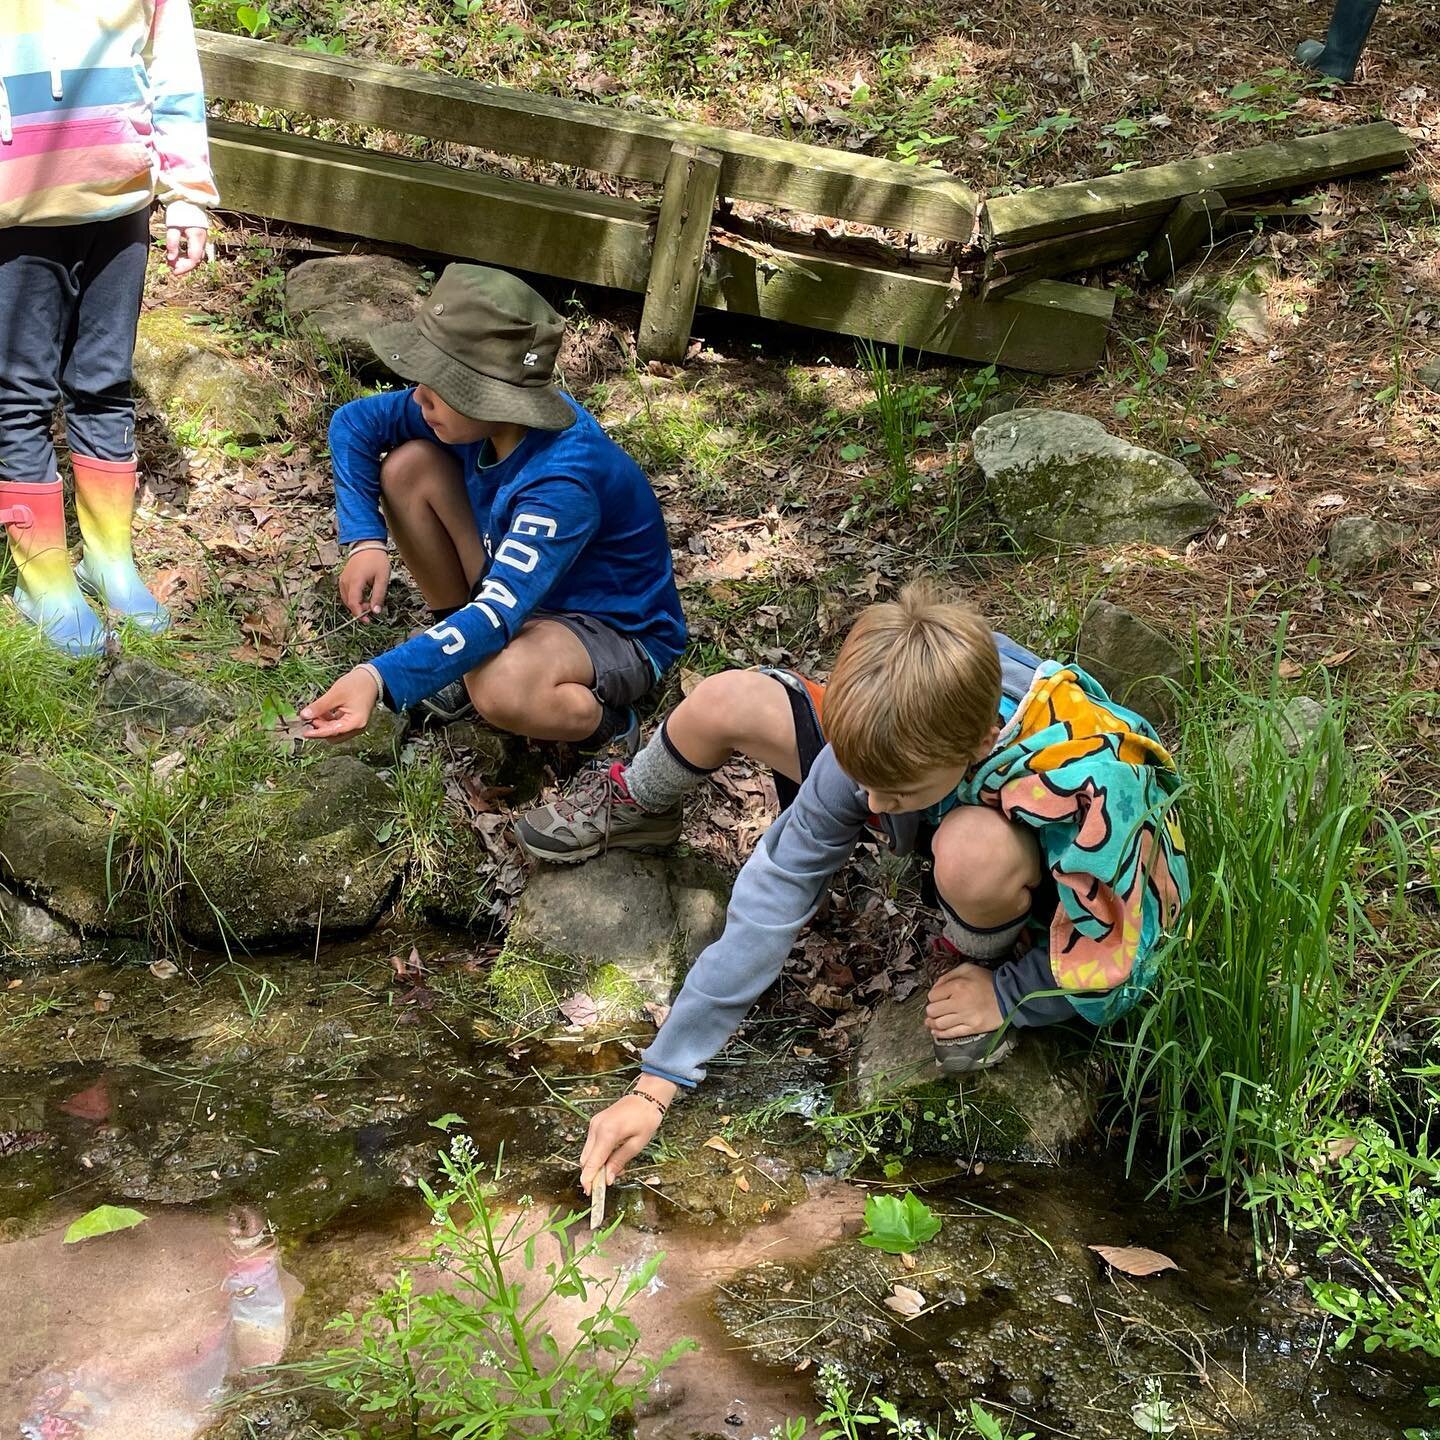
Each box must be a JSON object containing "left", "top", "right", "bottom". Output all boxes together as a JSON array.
[{"left": 1, "top": 0, "right": 219, "bottom": 656}]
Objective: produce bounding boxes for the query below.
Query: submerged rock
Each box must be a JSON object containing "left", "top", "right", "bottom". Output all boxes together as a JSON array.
[
  {"left": 1327, "top": 514, "right": 1406, "bottom": 577},
  {"left": 132, "top": 307, "right": 288, "bottom": 443},
  {"left": 714, "top": 1181, "right": 1404, "bottom": 1440},
  {"left": 973, "top": 408, "right": 1219, "bottom": 551},
  {"left": 0, "top": 884, "right": 80, "bottom": 966},
  {"left": 284, "top": 254, "right": 426, "bottom": 369},
  {"left": 100, "top": 657, "right": 235, "bottom": 732},
  {"left": 490, "top": 851, "right": 729, "bottom": 1026},
  {"left": 850, "top": 990, "right": 1099, "bottom": 1163},
  {"left": 1074, "top": 598, "right": 1189, "bottom": 727},
  {"left": 179, "top": 756, "right": 404, "bottom": 947}
]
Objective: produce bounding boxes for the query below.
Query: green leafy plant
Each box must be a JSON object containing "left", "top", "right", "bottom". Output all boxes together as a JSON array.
[
  {"left": 265, "top": 1136, "right": 692, "bottom": 1438},
  {"left": 1249, "top": 1122, "right": 1440, "bottom": 1358},
  {"left": 774, "top": 1364, "right": 1034, "bottom": 1439},
  {"left": 859, "top": 1191, "right": 942, "bottom": 1254},
  {"left": 64, "top": 1204, "right": 148, "bottom": 1244}
]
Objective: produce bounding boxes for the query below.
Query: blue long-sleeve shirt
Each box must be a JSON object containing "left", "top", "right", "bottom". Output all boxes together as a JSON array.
[{"left": 329, "top": 389, "right": 687, "bottom": 711}]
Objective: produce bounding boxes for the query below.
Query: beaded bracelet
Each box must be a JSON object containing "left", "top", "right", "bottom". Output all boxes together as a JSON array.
[{"left": 626, "top": 1087, "right": 669, "bottom": 1117}]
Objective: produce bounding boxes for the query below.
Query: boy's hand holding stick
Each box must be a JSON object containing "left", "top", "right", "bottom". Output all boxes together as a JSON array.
[{"left": 579, "top": 1077, "right": 677, "bottom": 1203}]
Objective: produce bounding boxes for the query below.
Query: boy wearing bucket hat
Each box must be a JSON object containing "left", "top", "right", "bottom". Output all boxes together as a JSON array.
[{"left": 300, "top": 264, "right": 685, "bottom": 750}]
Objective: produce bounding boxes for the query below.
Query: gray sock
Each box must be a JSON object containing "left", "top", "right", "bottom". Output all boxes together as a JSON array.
[
  {"left": 940, "top": 899, "right": 1029, "bottom": 961},
  {"left": 623, "top": 723, "right": 714, "bottom": 813}
]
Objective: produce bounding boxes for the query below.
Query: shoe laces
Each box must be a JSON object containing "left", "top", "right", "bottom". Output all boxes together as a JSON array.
[{"left": 550, "top": 761, "right": 634, "bottom": 824}]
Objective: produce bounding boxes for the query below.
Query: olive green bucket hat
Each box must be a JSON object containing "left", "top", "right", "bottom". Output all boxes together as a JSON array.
[{"left": 370, "top": 264, "right": 574, "bottom": 431}]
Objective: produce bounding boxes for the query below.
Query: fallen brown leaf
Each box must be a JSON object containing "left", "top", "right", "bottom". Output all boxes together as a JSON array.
[
  {"left": 1088, "top": 1244, "right": 1179, "bottom": 1277},
  {"left": 883, "top": 1283, "right": 926, "bottom": 1316},
  {"left": 704, "top": 1135, "right": 740, "bottom": 1159}
]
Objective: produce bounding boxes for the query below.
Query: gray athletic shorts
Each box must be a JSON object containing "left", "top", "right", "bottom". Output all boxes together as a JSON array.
[{"left": 535, "top": 611, "right": 659, "bottom": 708}]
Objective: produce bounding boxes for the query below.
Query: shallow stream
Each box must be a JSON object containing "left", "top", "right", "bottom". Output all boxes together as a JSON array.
[{"left": 0, "top": 934, "right": 1432, "bottom": 1439}]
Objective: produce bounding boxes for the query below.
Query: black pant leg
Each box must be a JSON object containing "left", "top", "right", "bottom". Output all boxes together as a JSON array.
[
  {"left": 59, "top": 208, "right": 150, "bottom": 463},
  {"left": 0, "top": 225, "right": 81, "bottom": 480}
]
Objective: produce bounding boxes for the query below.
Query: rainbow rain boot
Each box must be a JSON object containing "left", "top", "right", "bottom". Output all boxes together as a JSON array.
[
  {"left": 0, "top": 479, "right": 107, "bottom": 657},
  {"left": 71, "top": 454, "right": 170, "bottom": 634}
]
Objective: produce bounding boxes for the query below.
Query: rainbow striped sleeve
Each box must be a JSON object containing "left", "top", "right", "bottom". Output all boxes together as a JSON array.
[{"left": 145, "top": 0, "right": 220, "bottom": 225}]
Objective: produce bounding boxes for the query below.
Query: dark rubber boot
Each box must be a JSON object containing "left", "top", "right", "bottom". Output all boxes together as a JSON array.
[{"left": 1295, "top": 0, "right": 1384, "bottom": 82}]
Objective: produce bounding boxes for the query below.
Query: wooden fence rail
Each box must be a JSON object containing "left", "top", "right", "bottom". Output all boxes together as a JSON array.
[{"left": 196, "top": 31, "right": 1409, "bottom": 373}]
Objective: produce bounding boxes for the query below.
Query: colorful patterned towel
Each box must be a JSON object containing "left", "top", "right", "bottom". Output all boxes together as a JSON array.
[{"left": 959, "top": 661, "right": 1190, "bottom": 1023}]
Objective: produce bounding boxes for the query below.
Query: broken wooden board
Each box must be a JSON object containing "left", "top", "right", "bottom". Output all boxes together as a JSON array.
[
  {"left": 702, "top": 241, "right": 1114, "bottom": 374},
  {"left": 982, "top": 121, "right": 1411, "bottom": 288},
  {"left": 209, "top": 122, "right": 1112, "bottom": 375},
  {"left": 198, "top": 29, "right": 978, "bottom": 241},
  {"left": 1140, "top": 190, "right": 1228, "bottom": 282}
]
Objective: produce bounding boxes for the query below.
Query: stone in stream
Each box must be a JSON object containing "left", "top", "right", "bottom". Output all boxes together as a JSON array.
[
  {"left": 132, "top": 306, "right": 289, "bottom": 443},
  {"left": 714, "top": 1178, "right": 1405, "bottom": 1440},
  {"left": 0, "top": 761, "right": 145, "bottom": 933},
  {"left": 1074, "top": 598, "right": 1190, "bottom": 727},
  {"left": 284, "top": 254, "right": 426, "bottom": 369},
  {"left": 1327, "top": 513, "right": 1406, "bottom": 577},
  {"left": 850, "top": 989, "right": 1099, "bottom": 1164},
  {"left": 973, "top": 408, "right": 1220, "bottom": 551},
  {"left": 0, "top": 883, "right": 80, "bottom": 966},
  {"left": 179, "top": 756, "right": 405, "bottom": 947},
  {"left": 99, "top": 656, "right": 236, "bottom": 732},
  {"left": 489, "top": 850, "right": 729, "bottom": 1027}
]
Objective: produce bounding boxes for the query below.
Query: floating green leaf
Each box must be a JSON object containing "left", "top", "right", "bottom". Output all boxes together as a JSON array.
[
  {"left": 428, "top": 1113, "right": 466, "bottom": 1132},
  {"left": 858, "top": 1191, "right": 942, "bottom": 1254},
  {"left": 63, "top": 1204, "right": 148, "bottom": 1244}
]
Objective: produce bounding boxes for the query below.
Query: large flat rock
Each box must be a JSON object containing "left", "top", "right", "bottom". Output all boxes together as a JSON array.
[
  {"left": 974, "top": 408, "right": 1219, "bottom": 551},
  {"left": 851, "top": 989, "right": 1099, "bottom": 1164}
]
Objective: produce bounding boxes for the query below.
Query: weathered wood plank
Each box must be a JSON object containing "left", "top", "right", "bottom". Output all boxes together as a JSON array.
[
  {"left": 1140, "top": 190, "right": 1227, "bottom": 281},
  {"left": 207, "top": 121, "right": 655, "bottom": 293},
  {"left": 701, "top": 244, "right": 1113, "bottom": 374},
  {"left": 983, "top": 121, "right": 1411, "bottom": 248},
  {"left": 982, "top": 213, "right": 1158, "bottom": 297},
  {"left": 639, "top": 143, "right": 723, "bottom": 363},
  {"left": 197, "top": 30, "right": 978, "bottom": 240}
]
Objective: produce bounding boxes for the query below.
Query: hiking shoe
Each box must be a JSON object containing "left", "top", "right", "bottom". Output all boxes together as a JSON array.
[
  {"left": 932, "top": 1029, "right": 1017, "bottom": 1075},
  {"left": 413, "top": 678, "right": 476, "bottom": 725},
  {"left": 516, "top": 761, "right": 681, "bottom": 863}
]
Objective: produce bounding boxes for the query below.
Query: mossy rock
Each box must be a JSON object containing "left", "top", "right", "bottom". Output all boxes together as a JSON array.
[
  {"left": 132, "top": 307, "right": 288, "bottom": 443},
  {"left": 283, "top": 254, "right": 425, "bottom": 371},
  {"left": 974, "top": 408, "right": 1219, "bottom": 551},
  {"left": 179, "top": 756, "right": 404, "bottom": 947},
  {"left": 99, "top": 657, "right": 236, "bottom": 733},
  {"left": 490, "top": 851, "right": 729, "bottom": 1027},
  {"left": 0, "top": 883, "right": 80, "bottom": 967},
  {"left": 1074, "top": 598, "right": 1190, "bottom": 728},
  {"left": 0, "top": 762, "right": 142, "bottom": 934},
  {"left": 849, "top": 989, "right": 1099, "bottom": 1164}
]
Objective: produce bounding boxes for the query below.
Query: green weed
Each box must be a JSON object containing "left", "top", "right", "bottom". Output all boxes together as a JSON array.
[
  {"left": 1249, "top": 1120, "right": 1440, "bottom": 1359},
  {"left": 262, "top": 1134, "right": 692, "bottom": 1438},
  {"left": 0, "top": 613, "right": 98, "bottom": 750},
  {"left": 1111, "top": 657, "right": 1412, "bottom": 1225}
]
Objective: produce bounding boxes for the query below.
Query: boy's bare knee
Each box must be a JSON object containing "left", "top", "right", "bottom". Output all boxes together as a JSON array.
[
  {"left": 465, "top": 662, "right": 527, "bottom": 732},
  {"left": 688, "top": 667, "right": 773, "bottom": 714},
  {"left": 380, "top": 439, "right": 449, "bottom": 501},
  {"left": 933, "top": 808, "right": 1040, "bottom": 921}
]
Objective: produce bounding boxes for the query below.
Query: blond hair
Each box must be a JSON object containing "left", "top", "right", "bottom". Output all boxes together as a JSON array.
[{"left": 824, "top": 584, "right": 1000, "bottom": 789}]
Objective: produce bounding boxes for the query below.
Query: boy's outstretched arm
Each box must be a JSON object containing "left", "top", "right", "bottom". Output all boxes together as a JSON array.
[
  {"left": 580, "top": 747, "right": 870, "bottom": 1192},
  {"left": 302, "top": 474, "right": 601, "bottom": 736}
]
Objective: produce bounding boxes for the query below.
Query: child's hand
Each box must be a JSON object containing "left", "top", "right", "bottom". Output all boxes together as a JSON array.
[
  {"left": 300, "top": 668, "right": 379, "bottom": 740},
  {"left": 579, "top": 1082, "right": 675, "bottom": 1194},
  {"left": 166, "top": 225, "right": 210, "bottom": 277},
  {"left": 339, "top": 549, "right": 391, "bottom": 621},
  {"left": 925, "top": 963, "right": 1003, "bottom": 1039}
]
